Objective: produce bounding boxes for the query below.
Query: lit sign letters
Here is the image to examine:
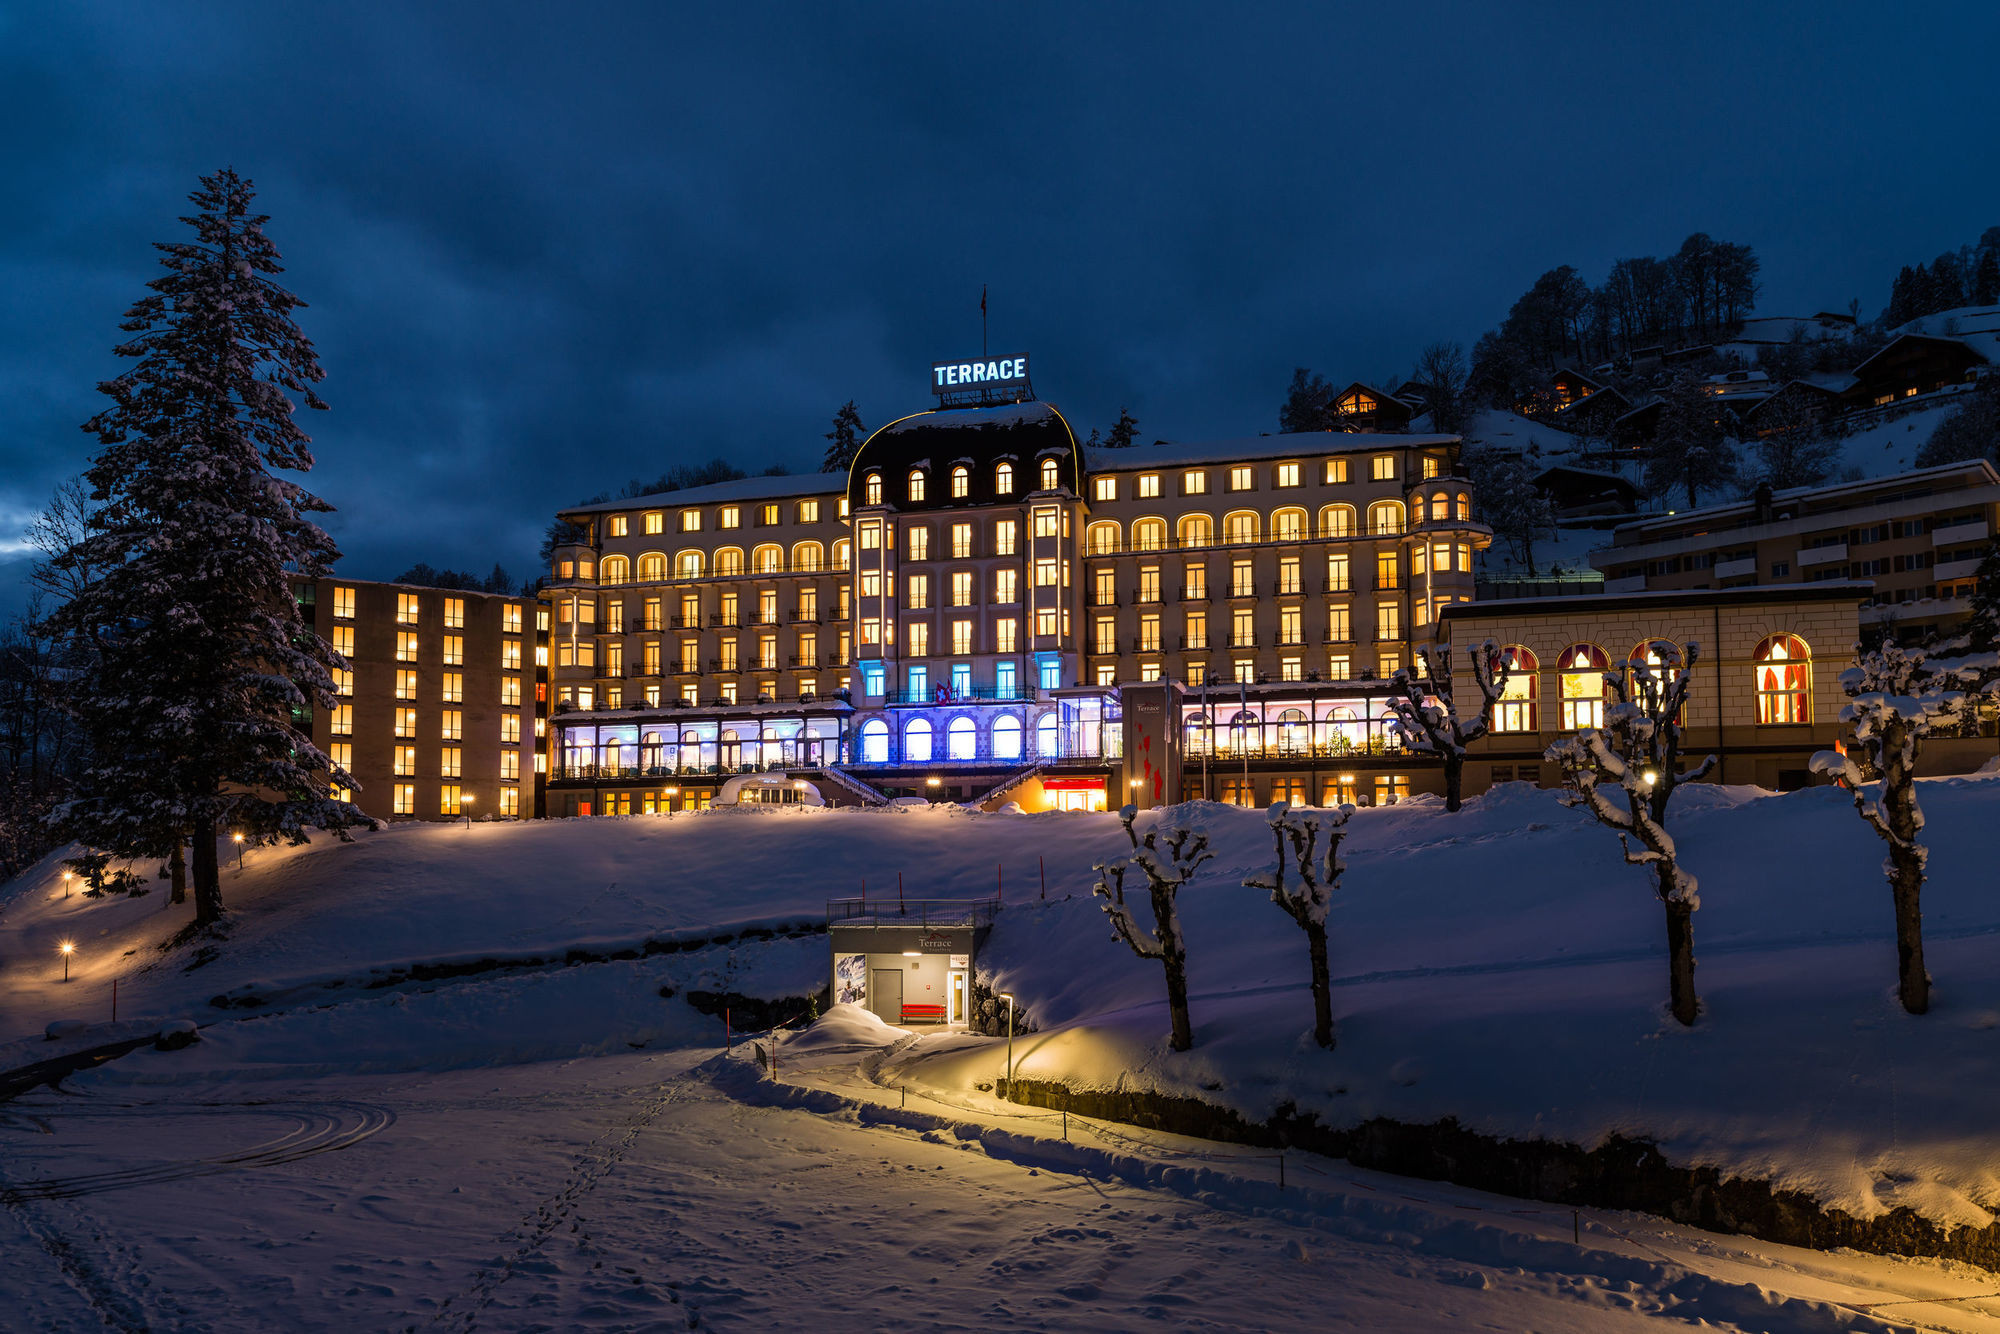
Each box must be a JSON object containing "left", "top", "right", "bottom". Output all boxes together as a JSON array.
[{"left": 932, "top": 355, "right": 1030, "bottom": 394}]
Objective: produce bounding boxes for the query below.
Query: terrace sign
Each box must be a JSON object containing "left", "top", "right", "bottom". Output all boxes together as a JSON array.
[{"left": 931, "top": 355, "right": 1031, "bottom": 402}]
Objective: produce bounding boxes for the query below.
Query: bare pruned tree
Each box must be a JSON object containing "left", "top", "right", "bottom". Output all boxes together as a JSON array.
[
  {"left": 1242, "top": 801, "right": 1353, "bottom": 1048},
  {"left": 1412, "top": 341, "right": 1470, "bottom": 436},
  {"left": 1385, "top": 642, "right": 1511, "bottom": 812},
  {"left": 1093, "top": 804, "right": 1213, "bottom": 1052},
  {"left": 1810, "top": 642, "right": 2000, "bottom": 1015},
  {"left": 1545, "top": 641, "right": 1717, "bottom": 1026}
]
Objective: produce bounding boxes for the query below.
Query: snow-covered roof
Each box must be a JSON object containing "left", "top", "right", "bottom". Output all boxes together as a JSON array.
[
  {"left": 1085, "top": 431, "right": 1457, "bottom": 471},
  {"left": 1443, "top": 581, "right": 1876, "bottom": 618},
  {"left": 1607, "top": 459, "right": 2000, "bottom": 539},
  {"left": 562, "top": 472, "right": 843, "bottom": 517}
]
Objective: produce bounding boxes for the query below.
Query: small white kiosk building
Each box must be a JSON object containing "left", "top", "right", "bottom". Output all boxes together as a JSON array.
[{"left": 828, "top": 897, "right": 996, "bottom": 1028}]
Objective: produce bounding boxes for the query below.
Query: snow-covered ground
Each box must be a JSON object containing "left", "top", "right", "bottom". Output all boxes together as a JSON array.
[{"left": 8, "top": 782, "right": 2000, "bottom": 1328}]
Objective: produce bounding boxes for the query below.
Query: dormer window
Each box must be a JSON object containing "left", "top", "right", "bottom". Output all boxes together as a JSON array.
[
  {"left": 864, "top": 473, "right": 883, "bottom": 506},
  {"left": 1040, "top": 458, "right": 1060, "bottom": 490},
  {"left": 951, "top": 465, "right": 969, "bottom": 499},
  {"left": 995, "top": 462, "right": 1015, "bottom": 494},
  {"left": 908, "top": 469, "right": 927, "bottom": 502}
]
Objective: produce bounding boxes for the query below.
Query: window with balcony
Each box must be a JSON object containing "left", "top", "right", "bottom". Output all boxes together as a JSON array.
[
  {"left": 1184, "top": 610, "right": 1207, "bottom": 649},
  {"left": 950, "top": 571, "right": 973, "bottom": 607},
  {"left": 952, "top": 523, "right": 973, "bottom": 558},
  {"left": 1376, "top": 551, "right": 1401, "bottom": 590},
  {"left": 996, "top": 618, "right": 1018, "bottom": 653},
  {"left": 1376, "top": 603, "right": 1401, "bottom": 642},
  {"left": 905, "top": 574, "right": 928, "bottom": 609},
  {"left": 952, "top": 620, "right": 973, "bottom": 655},
  {"left": 1230, "top": 560, "right": 1254, "bottom": 597}
]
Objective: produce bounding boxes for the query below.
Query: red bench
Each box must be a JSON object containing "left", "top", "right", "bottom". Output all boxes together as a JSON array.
[{"left": 900, "top": 1003, "right": 948, "bottom": 1023}]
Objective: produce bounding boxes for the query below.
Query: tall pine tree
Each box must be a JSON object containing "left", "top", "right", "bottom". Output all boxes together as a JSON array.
[
  {"left": 49, "top": 168, "right": 369, "bottom": 926},
  {"left": 822, "top": 400, "right": 867, "bottom": 473},
  {"left": 1104, "top": 406, "right": 1139, "bottom": 448}
]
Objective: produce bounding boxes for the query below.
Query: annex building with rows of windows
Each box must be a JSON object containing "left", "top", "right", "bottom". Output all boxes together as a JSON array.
[{"left": 539, "top": 374, "right": 1496, "bottom": 815}]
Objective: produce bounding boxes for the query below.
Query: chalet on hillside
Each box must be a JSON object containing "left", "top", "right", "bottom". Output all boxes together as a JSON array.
[
  {"left": 1551, "top": 368, "right": 1609, "bottom": 407},
  {"left": 1741, "top": 378, "right": 1847, "bottom": 436},
  {"left": 1840, "top": 334, "right": 1989, "bottom": 410},
  {"left": 1331, "top": 382, "right": 1414, "bottom": 432},
  {"left": 1531, "top": 465, "right": 1645, "bottom": 519},
  {"left": 1613, "top": 398, "right": 1662, "bottom": 447},
  {"left": 1554, "top": 383, "right": 1634, "bottom": 436}
]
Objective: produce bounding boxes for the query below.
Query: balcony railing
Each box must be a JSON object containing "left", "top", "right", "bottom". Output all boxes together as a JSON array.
[{"left": 884, "top": 686, "right": 1040, "bottom": 705}]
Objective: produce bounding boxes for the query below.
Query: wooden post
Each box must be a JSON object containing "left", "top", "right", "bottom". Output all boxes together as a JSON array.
[
  {"left": 1039, "top": 855, "right": 1046, "bottom": 900},
  {"left": 725, "top": 1007, "right": 732, "bottom": 1050}
]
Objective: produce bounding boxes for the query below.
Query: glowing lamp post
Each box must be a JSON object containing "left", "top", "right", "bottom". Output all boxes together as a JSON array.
[
  {"left": 61, "top": 870, "right": 73, "bottom": 899},
  {"left": 59, "top": 940, "right": 75, "bottom": 983},
  {"left": 1000, "top": 990, "right": 1016, "bottom": 1097},
  {"left": 232, "top": 831, "right": 245, "bottom": 870},
  {"left": 462, "top": 793, "right": 475, "bottom": 827}
]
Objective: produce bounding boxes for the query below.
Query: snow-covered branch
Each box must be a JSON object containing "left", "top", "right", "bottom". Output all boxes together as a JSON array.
[{"left": 1385, "top": 641, "right": 1511, "bottom": 811}]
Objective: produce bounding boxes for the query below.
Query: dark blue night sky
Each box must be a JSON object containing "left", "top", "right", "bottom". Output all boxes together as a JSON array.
[{"left": 4, "top": 3, "right": 1997, "bottom": 609}]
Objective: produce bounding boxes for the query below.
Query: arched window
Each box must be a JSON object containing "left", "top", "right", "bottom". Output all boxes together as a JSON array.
[
  {"left": 1179, "top": 514, "right": 1213, "bottom": 548},
  {"left": 907, "top": 469, "right": 927, "bottom": 503},
  {"left": 1035, "top": 712, "right": 1060, "bottom": 758},
  {"left": 638, "top": 553, "right": 666, "bottom": 581},
  {"left": 1040, "top": 457, "right": 1060, "bottom": 490},
  {"left": 1493, "top": 645, "right": 1538, "bottom": 733},
  {"left": 1086, "top": 520, "right": 1122, "bottom": 555},
  {"left": 674, "top": 551, "right": 704, "bottom": 579},
  {"left": 1558, "top": 643, "right": 1609, "bottom": 730},
  {"left": 864, "top": 473, "right": 883, "bottom": 505},
  {"left": 752, "top": 544, "right": 783, "bottom": 574},
  {"left": 1368, "top": 500, "right": 1405, "bottom": 536},
  {"left": 1132, "top": 517, "right": 1167, "bottom": 551},
  {"left": 995, "top": 461, "right": 1015, "bottom": 494},
  {"left": 714, "top": 547, "right": 743, "bottom": 576},
  {"left": 948, "top": 715, "right": 977, "bottom": 760},
  {"left": 858, "top": 718, "right": 888, "bottom": 764},
  {"left": 831, "top": 538, "right": 851, "bottom": 571},
  {"left": 1271, "top": 508, "right": 1307, "bottom": 542},
  {"left": 992, "top": 714, "right": 1023, "bottom": 760},
  {"left": 1320, "top": 504, "right": 1356, "bottom": 538},
  {"left": 1275, "top": 707, "right": 1308, "bottom": 756},
  {"left": 951, "top": 465, "right": 970, "bottom": 498},
  {"left": 1754, "top": 634, "right": 1812, "bottom": 724},
  {"left": 1227, "top": 709, "right": 1261, "bottom": 756},
  {"left": 905, "top": 717, "right": 934, "bottom": 763},
  {"left": 1224, "top": 510, "right": 1260, "bottom": 544},
  {"left": 1429, "top": 494, "right": 1449, "bottom": 521},
  {"left": 599, "top": 554, "right": 630, "bottom": 585},
  {"left": 1455, "top": 493, "right": 1471, "bottom": 521},
  {"left": 791, "top": 541, "right": 823, "bottom": 572}
]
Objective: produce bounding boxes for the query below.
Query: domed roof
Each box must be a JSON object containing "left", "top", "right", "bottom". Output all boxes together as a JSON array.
[{"left": 848, "top": 401, "right": 1080, "bottom": 513}]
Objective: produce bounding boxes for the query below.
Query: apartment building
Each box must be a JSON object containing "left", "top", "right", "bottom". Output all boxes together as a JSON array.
[
  {"left": 1591, "top": 461, "right": 2000, "bottom": 640},
  {"left": 541, "top": 382, "right": 1493, "bottom": 815},
  {"left": 300, "top": 579, "right": 545, "bottom": 821}
]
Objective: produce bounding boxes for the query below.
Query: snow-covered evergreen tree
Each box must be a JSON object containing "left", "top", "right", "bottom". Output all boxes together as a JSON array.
[
  {"left": 1104, "top": 406, "right": 1139, "bottom": 448},
  {"left": 1093, "top": 804, "right": 1211, "bottom": 1052},
  {"left": 821, "top": 400, "right": 866, "bottom": 473},
  {"left": 46, "top": 168, "right": 369, "bottom": 927},
  {"left": 1384, "top": 641, "right": 1511, "bottom": 812},
  {"left": 1545, "top": 641, "right": 1716, "bottom": 1026},
  {"left": 1279, "top": 368, "right": 1334, "bottom": 433},
  {"left": 1810, "top": 642, "right": 2000, "bottom": 1015},
  {"left": 1242, "top": 801, "right": 1352, "bottom": 1048},
  {"left": 1645, "top": 375, "right": 1737, "bottom": 508}
]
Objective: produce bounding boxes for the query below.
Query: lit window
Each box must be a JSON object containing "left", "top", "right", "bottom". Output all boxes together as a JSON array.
[
  {"left": 720, "top": 506, "right": 740, "bottom": 529},
  {"left": 1559, "top": 644, "right": 1609, "bottom": 730},
  {"left": 333, "top": 586, "right": 356, "bottom": 619},
  {"left": 680, "top": 510, "right": 701, "bottom": 532},
  {"left": 952, "top": 523, "right": 973, "bottom": 558},
  {"left": 1033, "top": 508, "right": 1058, "bottom": 538},
  {"left": 995, "top": 617, "right": 1018, "bottom": 652},
  {"left": 501, "top": 675, "right": 521, "bottom": 706},
  {"left": 1275, "top": 462, "right": 1300, "bottom": 488},
  {"left": 441, "top": 709, "right": 463, "bottom": 742},
  {"left": 951, "top": 466, "right": 969, "bottom": 498},
  {"left": 762, "top": 503, "right": 779, "bottom": 526},
  {"left": 396, "top": 631, "right": 419, "bottom": 663},
  {"left": 394, "top": 707, "right": 417, "bottom": 738},
  {"left": 644, "top": 512, "right": 664, "bottom": 535},
  {"left": 1036, "top": 559, "right": 1058, "bottom": 587},
  {"left": 502, "top": 639, "right": 521, "bottom": 670},
  {"left": 608, "top": 515, "right": 629, "bottom": 537},
  {"left": 1094, "top": 477, "right": 1117, "bottom": 502},
  {"left": 502, "top": 603, "right": 522, "bottom": 633},
  {"left": 1754, "top": 635, "right": 1812, "bottom": 725},
  {"left": 393, "top": 783, "right": 414, "bottom": 815},
  {"left": 1376, "top": 603, "right": 1401, "bottom": 642},
  {"left": 908, "top": 526, "right": 930, "bottom": 561},
  {"left": 440, "top": 785, "right": 462, "bottom": 817},
  {"left": 1371, "top": 455, "right": 1395, "bottom": 481},
  {"left": 442, "top": 672, "right": 463, "bottom": 704},
  {"left": 864, "top": 474, "right": 883, "bottom": 505},
  {"left": 395, "top": 669, "right": 417, "bottom": 700},
  {"left": 1422, "top": 455, "right": 1442, "bottom": 479},
  {"left": 332, "top": 666, "right": 353, "bottom": 696},
  {"left": 995, "top": 520, "right": 1018, "bottom": 556},
  {"left": 798, "top": 499, "right": 820, "bottom": 524},
  {"left": 1493, "top": 646, "right": 1539, "bottom": 733},
  {"left": 1182, "top": 470, "right": 1207, "bottom": 495},
  {"left": 1036, "top": 608, "right": 1058, "bottom": 637},
  {"left": 502, "top": 714, "right": 521, "bottom": 744},
  {"left": 1325, "top": 458, "right": 1349, "bottom": 484},
  {"left": 397, "top": 593, "right": 420, "bottom": 624},
  {"left": 907, "top": 621, "right": 930, "bottom": 656},
  {"left": 1229, "top": 466, "right": 1253, "bottom": 492},
  {"left": 499, "top": 786, "right": 519, "bottom": 816},
  {"left": 331, "top": 703, "right": 353, "bottom": 734},
  {"left": 330, "top": 741, "right": 352, "bottom": 772},
  {"left": 441, "top": 599, "right": 462, "bottom": 631},
  {"left": 860, "top": 522, "right": 881, "bottom": 551},
  {"left": 439, "top": 746, "right": 461, "bottom": 779},
  {"left": 501, "top": 750, "right": 519, "bottom": 780},
  {"left": 1040, "top": 458, "right": 1060, "bottom": 490},
  {"left": 995, "top": 462, "right": 1015, "bottom": 494},
  {"left": 908, "top": 470, "right": 927, "bottom": 502},
  {"left": 442, "top": 634, "right": 463, "bottom": 667},
  {"left": 905, "top": 574, "right": 929, "bottom": 609},
  {"left": 331, "top": 625, "right": 354, "bottom": 657},
  {"left": 1138, "top": 474, "right": 1160, "bottom": 498}
]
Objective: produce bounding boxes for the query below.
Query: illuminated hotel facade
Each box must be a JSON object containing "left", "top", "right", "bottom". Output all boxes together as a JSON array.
[{"left": 540, "top": 360, "right": 1496, "bottom": 814}]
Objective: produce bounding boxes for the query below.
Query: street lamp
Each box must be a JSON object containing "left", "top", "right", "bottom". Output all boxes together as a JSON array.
[
  {"left": 59, "top": 940, "right": 75, "bottom": 983},
  {"left": 461, "top": 793, "right": 475, "bottom": 827},
  {"left": 999, "top": 991, "right": 1016, "bottom": 1096},
  {"left": 61, "top": 870, "right": 73, "bottom": 899},
  {"left": 232, "top": 831, "right": 245, "bottom": 870}
]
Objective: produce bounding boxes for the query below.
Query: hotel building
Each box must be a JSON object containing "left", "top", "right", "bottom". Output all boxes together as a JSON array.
[
  {"left": 299, "top": 578, "right": 547, "bottom": 822},
  {"left": 541, "top": 372, "right": 1495, "bottom": 814}
]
